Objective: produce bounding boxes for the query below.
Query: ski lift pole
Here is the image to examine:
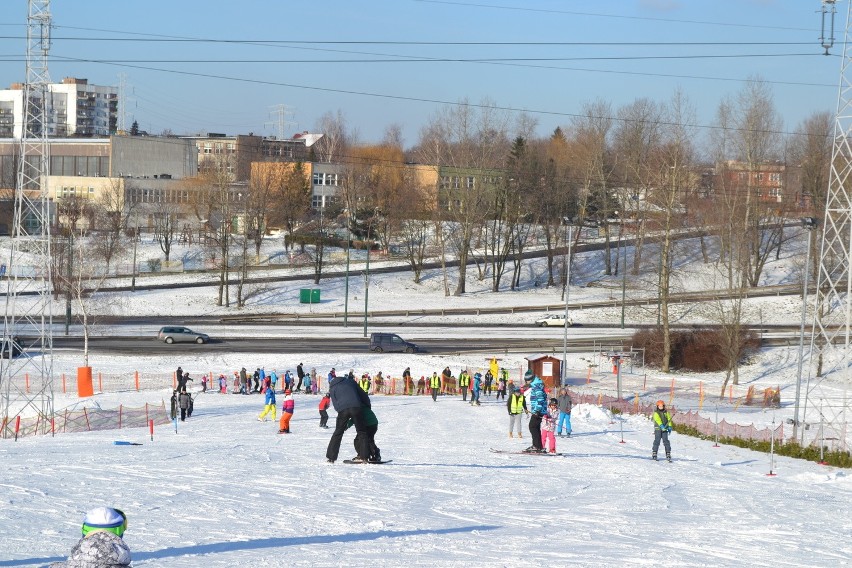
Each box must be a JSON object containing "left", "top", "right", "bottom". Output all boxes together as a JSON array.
[
  {"left": 766, "top": 415, "right": 777, "bottom": 476},
  {"left": 713, "top": 404, "right": 720, "bottom": 447},
  {"left": 819, "top": 403, "right": 827, "bottom": 465},
  {"left": 619, "top": 412, "right": 625, "bottom": 444}
]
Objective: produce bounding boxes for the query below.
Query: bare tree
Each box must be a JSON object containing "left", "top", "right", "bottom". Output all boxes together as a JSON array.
[
  {"left": 314, "top": 110, "right": 352, "bottom": 163},
  {"left": 91, "top": 178, "right": 131, "bottom": 274},
  {"left": 152, "top": 201, "right": 180, "bottom": 263},
  {"left": 416, "top": 99, "right": 511, "bottom": 295}
]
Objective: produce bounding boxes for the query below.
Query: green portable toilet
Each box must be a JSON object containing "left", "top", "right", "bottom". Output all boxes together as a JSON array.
[
  {"left": 299, "top": 288, "right": 311, "bottom": 303},
  {"left": 311, "top": 288, "right": 321, "bottom": 303}
]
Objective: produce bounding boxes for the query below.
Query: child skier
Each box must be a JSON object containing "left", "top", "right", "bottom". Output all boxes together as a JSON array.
[
  {"left": 278, "top": 389, "right": 295, "bottom": 433},
  {"left": 470, "top": 372, "right": 482, "bottom": 406},
  {"left": 318, "top": 393, "right": 331, "bottom": 428},
  {"left": 50, "top": 507, "right": 131, "bottom": 568},
  {"left": 218, "top": 374, "right": 227, "bottom": 394},
  {"left": 258, "top": 383, "right": 277, "bottom": 422},
  {"left": 541, "top": 398, "right": 559, "bottom": 453},
  {"left": 652, "top": 400, "right": 674, "bottom": 462}
]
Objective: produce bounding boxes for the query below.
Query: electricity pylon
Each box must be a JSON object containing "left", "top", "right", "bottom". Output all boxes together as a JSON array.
[
  {"left": 803, "top": 0, "right": 851, "bottom": 452},
  {"left": 0, "top": 0, "right": 55, "bottom": 438}
]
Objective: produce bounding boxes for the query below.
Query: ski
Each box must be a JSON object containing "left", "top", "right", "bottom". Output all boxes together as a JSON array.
[
  {"left": 342, "top": 459, "right": 393, "bottom": 465},
  {"left": 113, "top": 441, "right": 143, "bottom": 446},
  {"left": 490, "top": 448, "right": 566, "bottom": 456}
]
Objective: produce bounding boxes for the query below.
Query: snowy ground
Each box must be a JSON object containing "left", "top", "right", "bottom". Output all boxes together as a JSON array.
[
  {"left": 2, "top": 381, "right": 850, "bottom": 568},
  {"left": 2, "top": 229, "right": 852, "bottom": 566}
]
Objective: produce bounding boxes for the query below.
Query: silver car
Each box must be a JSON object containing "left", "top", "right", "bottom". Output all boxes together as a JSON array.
[{"left": 157, "top": 326, "right": 210, "bottom": 344}]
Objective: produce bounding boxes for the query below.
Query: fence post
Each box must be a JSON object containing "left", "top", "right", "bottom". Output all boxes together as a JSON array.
[
  {"left": 62, "top": 373, "right": 66, "bottom": 394},
  {"left": 713, "top": 404, "right": 720, "bottom": 447},
  {"left": 98, "top": 372, "right": 103, "bottom": 393},
  {"left": 135, "top": 371, "right": 140, "bottom": 391}
]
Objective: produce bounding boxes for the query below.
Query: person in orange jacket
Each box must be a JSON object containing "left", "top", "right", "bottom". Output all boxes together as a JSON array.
[{"left": 278, "top": 389, "right": 295, "bottom": 433}]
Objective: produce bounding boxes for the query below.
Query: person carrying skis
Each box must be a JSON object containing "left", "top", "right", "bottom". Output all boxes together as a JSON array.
[
  {"left": 557, "top": 387, "right": 573, "bottom": 437},
  {"left": 507, "top": 387, "right": 527, "bottom": 438},
  {"left": 524, "top": 374, "right": 548, "bottom": 453},
  {"left": 258, "top": 383, "right": 277, "bottom": 422},
  {"left": 278, "top": 390, "right": 295, "bottom": 433},
  {"left": 652, "top": 400, "right": 674, "bottom": 462}
]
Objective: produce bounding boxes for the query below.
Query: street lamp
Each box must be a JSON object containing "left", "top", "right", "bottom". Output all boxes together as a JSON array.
[
  {"left": 344, "top": 210, "right": 352, "bottom": 328},
  {"left": 561, "top": 217, "right": 575, "bottom": 385},
  {"left": 130, "top": 212, "right": 139, "bottom": 292},
  {"left": 793, "top": 216, "right": 819, "bottom": 443}
]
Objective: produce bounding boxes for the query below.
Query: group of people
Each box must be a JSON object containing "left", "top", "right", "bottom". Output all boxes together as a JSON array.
[{"left": 171, "top": 366, "right": 194, "bottom": 422}]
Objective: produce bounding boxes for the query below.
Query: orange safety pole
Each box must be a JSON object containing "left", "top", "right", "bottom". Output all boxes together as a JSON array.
[
  {"left": 14, "top": 415, "right": 20, "bottom": 441},
  {"left": 62, "top": 373, "right": 66, "bottom": 394},
  {"left": 173, "top": 371, "right": 177, "bottom": 390},
  {"left": 98, "top": 372, "right": 103, "bottom": 393},
  {"left": 50, "top": 417, "right": 55, "bottom": 435},
  {"left": 597, "top": 393, "right": 602, "bottom": 406},
  {"left": 633, "top": 393, "right": 639, "bottom": 413},
  {"left": 149, "top": 419, "right": 154, "bottom": 442},
  {"left": 669, "top": 378, "right": 675, "bottom": 400},
  {"left": 25, "top": 373, "right": 29, "bottom": 393},
  {"left": 135, "top": 371, "right": 140, "bottom": 391}
]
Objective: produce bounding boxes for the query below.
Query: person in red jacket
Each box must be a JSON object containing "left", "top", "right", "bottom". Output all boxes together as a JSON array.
[
  {"left": 318, "top": 393, "right": 331, "bottom": 428},
  {"left": 278, "top": 390, "right": 295, "bottom": 433}
]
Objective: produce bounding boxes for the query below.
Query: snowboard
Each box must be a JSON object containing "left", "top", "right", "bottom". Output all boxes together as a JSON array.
[
  {"left": 342, "top": 459, "right": 393, "bottom": 465},
  {"left": 490, "top": 448, "right": 566, "bottom": 456}
]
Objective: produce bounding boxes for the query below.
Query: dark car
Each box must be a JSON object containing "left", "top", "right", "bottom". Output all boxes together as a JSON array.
[
  {"left": 369, "top": 333, "right": 418, "bottom": 353},
  {"left": 157, "top": 326, "right": 210, "bottom": 344},
  {"left": 0, "top": 336, "right": 21, "bottom": 358}
]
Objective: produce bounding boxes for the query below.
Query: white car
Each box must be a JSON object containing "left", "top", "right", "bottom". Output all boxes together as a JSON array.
[{"left": 535, "top": 314, "right": 573, "bottom": 327}]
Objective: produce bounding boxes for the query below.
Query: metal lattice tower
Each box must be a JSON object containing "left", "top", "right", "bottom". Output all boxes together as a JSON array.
[
  {"left": 0, "top": 0, "right": 54, "bottom": 438},
  {"left": 804, "top": 0, "right": 851, "bottom": 452}
]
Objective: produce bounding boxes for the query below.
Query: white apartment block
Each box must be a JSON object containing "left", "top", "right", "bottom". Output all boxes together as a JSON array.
[{"left": 0, "top": 77, "right": 117, "bottom": 138}]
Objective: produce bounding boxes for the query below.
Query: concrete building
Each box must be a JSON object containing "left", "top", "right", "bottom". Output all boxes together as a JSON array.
[{"left": 0, "top": 77, "right": 117, "bottom": 138}]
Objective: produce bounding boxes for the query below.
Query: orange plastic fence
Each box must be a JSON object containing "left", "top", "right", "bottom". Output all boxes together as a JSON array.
[{"left": 2, "top": 401, "right": 171, "bottom": 439}]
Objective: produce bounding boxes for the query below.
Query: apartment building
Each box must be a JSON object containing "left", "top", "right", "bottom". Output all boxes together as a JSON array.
[{"left": 0, "top": 77, "right": 117, "bottom": 138}]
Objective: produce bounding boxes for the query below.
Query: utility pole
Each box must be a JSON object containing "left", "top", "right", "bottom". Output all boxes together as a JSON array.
[
  {"left": 561, "top": 221, "right": 574, "bottom": 384},
  {"left": 0, "top": 0, "right": 55, "bottom": 438},
  {"left": 793, "top": 217, "right": 818, "bottom": 442}
]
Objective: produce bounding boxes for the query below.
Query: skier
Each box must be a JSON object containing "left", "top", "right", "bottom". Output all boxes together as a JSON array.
[
  {"left": 169, "top": 390, "right": 178, "bottom": 420},
  {"left": 557, "top": 387, "right": 573, "bottom": 437},
  {"left": 258, "top": 383, "right": 277, "bottom": 422},
  {"left": 652, "top": 400, "right": 674, "bottom": 462},
  {"left": 416, "top": 376, "right": 426, "bottom": 395},
  {"left": 239, "top": 367, "right": 248, "bottom": 395},
  {"left": 507, "top": 387, "right": 527, "bottom": 438},
  {"left": 303, "top": 371, "right": 313, "bottom": 394},
  {"left": 350, "top": 406, "right": 381, "bottom": 463},
  {"left": 325, "top": 371, "right": 371, "bottom": 463},
  {"left": 218, "top": 374, "right": 227, "bottom": 394},
  {"left": 541, "top": 398, "right": 560, "bottom": 454},
  {"left": 252, "top": 368, "right": 261, "bottom": 393},
  {"left": 318, "top": 393, "right": 331, "bottom": 428},
  {"left": 470, "top": 372, "right": 482, "bottom": 406},
  {"left": 524, "top": 373, "right": 548, "bottom": 453},
  {"left": 458, "top": 368, "right": 470, "bottom": 401},
  {"left": 278, "top": 390, "right": 295, "bottom": 433},
  {"left": 49, "top": 507, "right": 131, "bottom": 568},
  {"left": 200, "top": 375, "right": 208, "bottom": 393},
  {"left": 497, "top": 368, "right": 509, "bottom": 400}
]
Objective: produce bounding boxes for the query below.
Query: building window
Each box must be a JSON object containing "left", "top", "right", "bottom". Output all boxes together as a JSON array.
[
  {"left": 326, "top": 173, "right": 339, "bottom": 186},
  {"left": 440, "top": 176, "right": 450, "bottom": 190},
  {"left": 466, "top": 176, "right": 475, "bottom": 189},
  {"left": 313, "top": 173, "right": 324, "bottom": 186},
  {"left": 770, "top": 173, "right": 781, "bottom": 182},
  {"left": 453, "top": 176, "right": 460, "bottom": 190},
  {"left": 756, "top": 173, "right": 764, "bottom": 181}
]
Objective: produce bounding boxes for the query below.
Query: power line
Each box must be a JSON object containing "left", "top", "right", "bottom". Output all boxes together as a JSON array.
[
  {"left": 411, "top": 0, "right": 819, "bottom": 33},
  {"left": 46, "top": 54, "right": 833, "bottom": 138}
]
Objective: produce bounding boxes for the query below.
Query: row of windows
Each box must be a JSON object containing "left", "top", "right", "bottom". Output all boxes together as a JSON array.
[
  {"left": 313, "top": 172, "right": 339, "bottom": 186},
  {"left": 55, "top": 186, "right": 96, "bottom": 199},
  {"left": 311, "top": 194, "right": 337, "bottom": 208},
  {"left": 51, "top": 156, "right": 110, "bottom": 177},
  {"left": 127, "top": 188, "right": 191, "bottom": 204},
  {"left": 736, "top": 172, "right": 782, "bottom": 182}
]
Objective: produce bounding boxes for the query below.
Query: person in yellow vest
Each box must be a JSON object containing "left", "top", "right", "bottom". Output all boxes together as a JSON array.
[
  {"left": 358, "top": 374, "right": 371, "bottom": 393},
  {"left": 507, "top": 387, "right": 528, "bottom": 438},
  {"left": 429, "top": 371, "right": 441, "bottom": 401},
  {"left": 652, "top": 400, "right": 674, "bottom": 462},
  {"left": 458, "top": 369, "right": 471, "bottom": 401}
]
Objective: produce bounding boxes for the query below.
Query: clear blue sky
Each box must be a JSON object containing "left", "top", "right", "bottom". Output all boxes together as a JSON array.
[{"left": 0, "top": 0, "right": 841, "bottom": 149}]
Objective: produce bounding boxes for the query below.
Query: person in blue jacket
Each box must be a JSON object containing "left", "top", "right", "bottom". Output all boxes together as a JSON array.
[
  {"left": 325, "top": 371, "right": 371, "bottom": 463},
  {"left": 524, "top": 374, "right": 548, "bottom": 453},
  {"left": 470, "top": 372, "right": 482, "bottom": 406}
]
